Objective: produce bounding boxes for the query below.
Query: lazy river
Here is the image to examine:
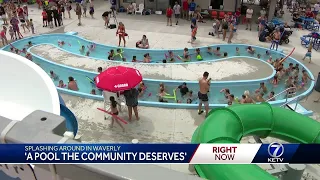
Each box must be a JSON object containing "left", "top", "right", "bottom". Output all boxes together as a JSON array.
[{"left": 1, "top": 33, "right": 315, "bottom": 108}]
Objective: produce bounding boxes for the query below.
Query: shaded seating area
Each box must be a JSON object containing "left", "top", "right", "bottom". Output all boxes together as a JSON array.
[{"left": 300, "top": 32, "right": 320, "bottom": 51}]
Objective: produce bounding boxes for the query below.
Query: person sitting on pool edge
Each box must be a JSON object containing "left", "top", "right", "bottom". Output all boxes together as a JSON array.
[
  {"left": 176, "top": 82, "right": 189, "bottom": 97},
  {"left": 68, "top": 76, "right": 79, "bottom": 91},
  {"left": 136, "top": 35, "right": 149, "bottom": 49}
]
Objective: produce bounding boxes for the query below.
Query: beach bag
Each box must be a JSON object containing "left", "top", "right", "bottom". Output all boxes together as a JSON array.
[{"left": 109, "top": 24, "right": 116, "bottom": 29}]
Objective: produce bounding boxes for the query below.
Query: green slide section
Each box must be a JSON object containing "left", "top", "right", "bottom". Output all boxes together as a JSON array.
[{"left": 191, "top": 103, "right": 320, "bottom": 180}]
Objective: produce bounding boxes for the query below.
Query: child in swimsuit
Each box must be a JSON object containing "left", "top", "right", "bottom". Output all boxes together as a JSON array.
[
  {"left": 91, "top": 89, "right": 96, "bottom": 95},
  {"left": 80, "top": 45, "right": 85, "bottom": 54},
  {"left": 183, "top": 48, "right": 190, "bottom": 62},
  {"left": 109, "top": 96, "right": 125, "bottom": 132},
  {"left": 86, "top": 51, "right": 90, "bottom": 56},
  {"left": 236, "top": 47, "right": 240, "bottom": 56},
  {"left": 108, "top": 49, "right": 114, "bottom": 60},
  {"left": 21, "top": 48, "right": 27, "bottom": 54},
  {"left": 58, "top": 80, "right": 66, "bottom": 88},
  {"left": 271, "top": 75, "right": 279, "bottom": 86},
  {"left": 302, "top": 42, "right": 312, "bottom": 63}
]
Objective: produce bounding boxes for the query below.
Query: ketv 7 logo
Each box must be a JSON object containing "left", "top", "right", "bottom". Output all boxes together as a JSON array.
[{"left": 267, "top": 142, "right": 284, "bottom": 163}]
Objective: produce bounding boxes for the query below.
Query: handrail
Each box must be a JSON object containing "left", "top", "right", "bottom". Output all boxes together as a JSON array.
[
  {"left": 265, "top": 87, "right": 297, "bottom": 102},
  {"left": 280, "top": 95, "right": 307, "bottom": 111}
]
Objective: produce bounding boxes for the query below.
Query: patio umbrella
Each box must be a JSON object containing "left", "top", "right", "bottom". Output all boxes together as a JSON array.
[{"left": 95, "top": 66, "right": 142, "bottom": 92}]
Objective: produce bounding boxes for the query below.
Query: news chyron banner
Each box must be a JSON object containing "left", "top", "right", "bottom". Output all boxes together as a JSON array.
[{"left": 0, "top": 143, "right": 319, "bottom": 164}]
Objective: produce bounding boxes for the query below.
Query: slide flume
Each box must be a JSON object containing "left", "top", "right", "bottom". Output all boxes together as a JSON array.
[{"left": 191, "top": 103, "right": 320, "bottom": 180}]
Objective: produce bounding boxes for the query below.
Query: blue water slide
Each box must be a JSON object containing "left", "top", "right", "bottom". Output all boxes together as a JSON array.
[{"left": 58, "top": 94, "right": 78, "bottom": 137}]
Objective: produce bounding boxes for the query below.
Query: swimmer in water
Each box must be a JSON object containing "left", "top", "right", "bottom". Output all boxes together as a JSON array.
[
  {"left": 26, "top": 41, "right": 33, "bottom": 47},
  {"left": 255, "top": 92, "right": 265, "bottom": 102},
  {"left": 285, "top": 76, "right": 293, "bottom": 88},
  {"left": 301, "top": 69, "right": 314, "bottom": 87},
  {"left": 220, "top": 88, "right": 231, "bottom": 99},
  {"left": 50, "top": 70, "right": 59, "bottom": 80},
  {"left": 255, "top": 82, "right": 268, "bottom": 94},
  {"left": 132, "top": 55, "right": 137, "bottom": 62},
  {"left": 22, "top": 48, "right": 27, "bottom": 54},
  {"left": 267, "top": 56, "right": 272, "bottom": 64},
  {"left": 168, "top": 50, "right": 174, "bottom": 59},
  {"left": 198, "top": 71, "right": 211, "bottom": 116},
  {"left": 91, "top": 89, "right": 96, "bottom": 95},
  {"left": 108, "top": 49, "right": 115, "bottom": 60},
  {"left": 15, "top": 48, "right": 20, "bottom": 55},
  {"left": 58, "top": 80, "right": 66, "bottom": 88},
  {"left": 58, "top": 40, "right": 65, "bottom": 47},
  {"left": 10, "top": 47, "right": 15, "bottom": 53},
  {"left": 247, "top": 46, "right": 255, "bottom": 54},
  {"left": 271, "top": 75, "right": 279, "bottom": 86},
  {"left": 213, "top": 47, "right": 221, "bottom": 56},
  {"left": 158, "top": 89, "right": 168, "bottom": 103},
  {"left": 86, "top": 51, "right": 90, "bottom": 56},
  {"left": 80, "top": 45, "right": 85, "bottom": 54},
  {"left": 236, "top": 47, "right": 240, "bottom": 56},
  {"left": 159, "top": 83, "right": 167, "bottom": 94},
  {"left": 25, "top": 53, "right": 32, "bottom": 61},
  {"left": 207, "top": 47, "right": 212, "bottom": 55},
  {"left": 183, "top": 48, "right": 190, "bottom": 62},
  {"left": 143, "top": 53, "right": 151, "bottom": 63},
  {"left": 89, "top": 43, "right": 96, "bottom": 51},
  {"left": 68, "top": 76, "right": 79, "bottom": 91},
  {"left": 266, "top": 50, "right": 270, "bottom": 56},
  {"left": 97, "top": 67, "right": 103, "bottom": 73},
  {"left": 257, "top": 54, "right": 261, "bottom": 59},
  {"left": 268, "top": 91, "right": 275, "bottom": 101}
]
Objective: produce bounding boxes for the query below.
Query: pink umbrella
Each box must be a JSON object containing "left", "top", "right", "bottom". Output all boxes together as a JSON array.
[{"left": 95, "top": 66, "right": 142, "bottom": 92}]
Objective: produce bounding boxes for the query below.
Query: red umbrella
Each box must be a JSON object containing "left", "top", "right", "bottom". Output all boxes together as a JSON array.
[{"left": 95, "top": 66, "right": 142, "bottom": 92}]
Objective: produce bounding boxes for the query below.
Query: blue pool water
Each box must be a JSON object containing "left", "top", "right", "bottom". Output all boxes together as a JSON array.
[
  {"left": 3, "top": 33, "right": 284, "bottom": 63},
  {"left": 1, "top": 33, "right": 315, "bottom": 108}
]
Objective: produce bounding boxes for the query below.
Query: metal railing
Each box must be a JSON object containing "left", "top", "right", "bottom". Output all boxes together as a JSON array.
[
  {"left": 280, "top": 94, "right": 308, "bottom": 111},
  {"left": 265, "top": 87, "right": 297, "bottom": 102}
]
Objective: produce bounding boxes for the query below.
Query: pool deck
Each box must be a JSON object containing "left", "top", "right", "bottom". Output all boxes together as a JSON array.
[{"left": 2, "top": 1, "right": 320, "bottom": 178}]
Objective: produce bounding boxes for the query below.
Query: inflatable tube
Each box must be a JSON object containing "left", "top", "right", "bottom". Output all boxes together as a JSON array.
[{"left": 191, "top": 103, "right": 320, "bottom": 180}]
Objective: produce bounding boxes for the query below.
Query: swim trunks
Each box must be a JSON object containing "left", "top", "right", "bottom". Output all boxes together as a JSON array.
[
  {"left": 306, "top": 52, "right": 311, "bottom": 57},
  {"left": 113, "top": 111, "right": 119, "bottom": 115},
  {"left": 198, "top": 91, "right": 209, "bottom": 102}
]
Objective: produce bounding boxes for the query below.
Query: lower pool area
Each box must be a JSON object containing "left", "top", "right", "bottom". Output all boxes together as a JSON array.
[{"left": 1, "top": 33, "right": 314, "bottom": 109}]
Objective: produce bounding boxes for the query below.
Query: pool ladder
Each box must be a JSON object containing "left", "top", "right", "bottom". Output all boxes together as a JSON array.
[{"left": 265, "top": 87, "right": 308, "bottom": 112}]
